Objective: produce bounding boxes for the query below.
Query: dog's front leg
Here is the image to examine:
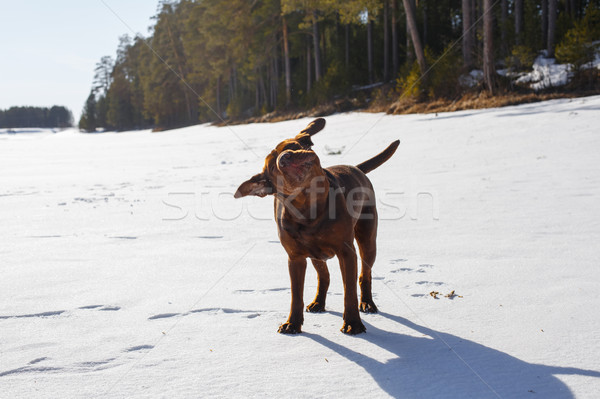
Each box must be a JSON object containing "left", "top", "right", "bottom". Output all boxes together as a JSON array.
[
  {"left": 278, "top": 257, "right": 307, "bottom": 334},
  {"left": 306, "top": 259, "right": 329, "bottom": 313},
  {"left": 339, "top": 244, "right": 366, "bottom": 334}
]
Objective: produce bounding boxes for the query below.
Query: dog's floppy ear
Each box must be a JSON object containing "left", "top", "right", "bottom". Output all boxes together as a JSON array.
[
  {"left": 234, "top": 172, "right": 273, "bottom": 198},
  {"left": 299, "top": 118, "right": 325, "bottom": 136},
  {"left": 294, "top": 132, "right": 314, "bottom": 149}
]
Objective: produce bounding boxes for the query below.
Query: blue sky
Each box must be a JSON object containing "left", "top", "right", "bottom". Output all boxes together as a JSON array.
[{"left": 0, "top": 1, "right": 160, "bottom": 122}]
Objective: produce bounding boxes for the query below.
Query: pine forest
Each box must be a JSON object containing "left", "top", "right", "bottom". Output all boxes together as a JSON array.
[{"left": 78, "top": 0, "right": 600, "bottom": 131}]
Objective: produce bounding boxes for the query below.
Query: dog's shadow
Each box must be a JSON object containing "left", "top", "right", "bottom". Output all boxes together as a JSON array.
[{"left": 303, "top": 312, "right": 600, "bottom": 398}]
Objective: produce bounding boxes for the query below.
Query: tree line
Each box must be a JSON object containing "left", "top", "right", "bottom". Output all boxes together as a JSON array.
[
  {"left": 0, "top": 106, "right": 73, "bottom": 129},
  {"left": 79, "top": 0, "right": 600, "bottom": 132}
]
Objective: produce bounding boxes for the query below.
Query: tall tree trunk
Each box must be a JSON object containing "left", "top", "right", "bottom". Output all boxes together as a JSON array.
[
  {"left": 514, "top": 0, "right": 523, "bottom": 45},
  {"left": 547, "top": 0, "right": 557, "bottom": 58},
  {"left": 483, "top": 0, "right": 495, "bottom": 94},
  {"left": 228, "top": 70, "right": 233, "bottom": 105},
  {"left": 306, "top": 38, "right": 312, "bottom": 92},
  {"left": 422, "top": 0, "right": 428, "bottom": 47},
  {"left": 462, "top": 0, "right": 474, "bottom": 69},
  {"left": 402, "top": 0, "right": 427, "bottom": 74},
  {"left": 282, "top": 16, "right": 292, "bottom": 106},
  {"left": 271, "top": 56, "right": 278, "bottom": 108},
  {"left": 406, "top": 19, "right": 413, "bottom": 63},
  {"left": 166, "top": 19, "right": 192, "bottom": 122},
  {"left": 255, "top": 71, "right": 260, "bottom": 112},
  {"left": 334, "top": 15, "right": 340, "bottom": 52},
  {"left": 345, "top": 24, "right": 350, "bottom": 68},
  {"left": 259, "top": 70, "right": 267, "bottom": 110},
  {"left": 391, "top": 0, "right": 398, "bottom": 77},
  {"left": 500, "top": 0, "right": 508, "bottom": 57},
  {"left": 478, "top": 0, "right": 484, "bottom": 61},
  {"left": 565, "top": 0, "right": 574, "bottom": 17},
  {"left": 383, "top": 0, "right": 390, "bottom": 81},
  {"left": 472, "top": 0, "right": 478, "bottom": 56},
  {"left": 312, "top": 10, "right": 322, "bottom": 82},
  {"left": 216, "top": 75, "right": 221, "bottom": 117},
  {"left": 541, "top": 0, "right": 548, "bottom": 49},
  {"left": 322, "top": 22, "right": 327, "bottom": 68},
  {"left": 232, "top": 65, "right": 238, "bottom": 95},
  {"left": 367, "top": 18, "right": 374, "bottom": 83}
]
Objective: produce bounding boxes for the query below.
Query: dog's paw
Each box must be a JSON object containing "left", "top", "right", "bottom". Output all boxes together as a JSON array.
[
  {"left": 359, "top": 301, "right": 378, "bottom": 314},
  {"left": 341, "top": 320, "right": 366, "bottom": 335},
  {"left": 306, "top": 301, "right": 326, "bottom": 313},
  {"left": 278, "top": 322, "right": 302, "bottom": 334}
]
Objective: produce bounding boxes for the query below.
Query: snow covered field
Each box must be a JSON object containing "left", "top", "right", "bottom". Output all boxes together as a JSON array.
[{"left": 1, "top": 96, "right": 600, "bottom": 398}]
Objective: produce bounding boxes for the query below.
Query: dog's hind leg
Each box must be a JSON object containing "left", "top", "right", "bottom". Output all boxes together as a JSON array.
[
  {"left": 338, "top": 243, "right": 366, "bottom": 334},
  {"left": 355, "top": 208, "right": 379, "bottom": 314},
  {"left": 306, "top": 259, "right": 330, "bottom": 313}
]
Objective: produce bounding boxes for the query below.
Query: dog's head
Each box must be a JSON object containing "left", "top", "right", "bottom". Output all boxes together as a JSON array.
[{"left": 234, "top": 118, "right": 326, "bottom": 198}]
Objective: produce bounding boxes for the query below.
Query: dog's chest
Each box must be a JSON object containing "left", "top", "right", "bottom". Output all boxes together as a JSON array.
[{"left": 277, "top": 220, "right": 337, "bottom": 260}]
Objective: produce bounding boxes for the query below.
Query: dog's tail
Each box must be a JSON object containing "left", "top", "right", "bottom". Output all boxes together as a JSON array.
[{"left": 356, "top": 140, "right": 400, "bottom": 174}]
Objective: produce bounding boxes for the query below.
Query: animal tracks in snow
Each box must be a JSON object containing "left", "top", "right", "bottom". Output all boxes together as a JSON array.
[
  {"left": 0, "top": 349, "right": 155, "bottom": 378},
  {"left": 77, "top": 304, "right": 121, "bottom": 312},
  {"left": 0, "top": 310, "right": 66, "bottom": 320},
  {"left": 233, "top": 287, "right": 289, "bottom": 295},
  {"left": 0, "top": 304, "right": 121, "bottom": 320},
  {"left": 98, "top": 306, "right": 121, "bottom": 311},
  {"left": 148, "top": 313, "right": 181, "bottom": 320},
  {"left": 125, "top": 345, "right": 155, "bottom": 352},
  {"left": 29, "top": 357, "right": 49, "bottom": 365},
  {"left": 0, "top": 365, "right": 62, "bottom": 377},
  {"left": 0, "top": 302, "right": 159, "bottom": 378},
  {"left": 390, "top": 263, "right": 435, "bottom": 274},
  {"left": 147, "top": 307, "right": 265, "bottom": 321},
  {"left": 75, "top": 358, "right": 117, "bottom": 370},
  {"left": 415, "top": 281, "right": 445, "bottom": 286},
  {"left": 384, "top": 259, "right": 460, "bottom": 300}
]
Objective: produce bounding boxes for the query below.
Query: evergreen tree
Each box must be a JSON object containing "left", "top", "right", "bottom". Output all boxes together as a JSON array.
[
  {"left": 483, "top": 0, "right": 495, "bottom": 93},
  {"left": 0, "top": 106, "right": 72, "bottom": 128},
  {"left": 93, "top": 56, "right": 114, "bottom": 95},
  {"left": 78, "top": 0, "right": 600, "bottom": 130},
  {"left": 79, "top": 91, "right": 97, "bottom": 132}
]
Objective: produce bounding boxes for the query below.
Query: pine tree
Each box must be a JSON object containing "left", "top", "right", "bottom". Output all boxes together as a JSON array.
[
  {"left": 93, "top": 56, "right": 114, "bottom": 95},
  {"left": 483, "top": 0, "right": 495, "bottom": 93},
  {"left": 402, "top": 0, "right": 426, "bottom": 74},
  {"left": 79, "top": 91, "right": 97, "bottom": 132},
  {"left": 462, "top": 0, "right": 474, "bottom": 69},
  {"left": 79, "top": 0, "right": 598, "bottom": 129}
]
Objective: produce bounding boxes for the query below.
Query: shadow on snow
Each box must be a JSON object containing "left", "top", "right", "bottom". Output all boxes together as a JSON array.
[{"left": 303, "top": 312, "right": 600, "bottom": 398}]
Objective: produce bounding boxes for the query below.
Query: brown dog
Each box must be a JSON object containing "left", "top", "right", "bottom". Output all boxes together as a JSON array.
[{"left": 235, "top": 118, "right": 399, "bottom": 334}]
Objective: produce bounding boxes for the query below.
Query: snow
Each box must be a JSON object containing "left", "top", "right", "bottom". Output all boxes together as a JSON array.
[
  {"left": 514, "top": 48, "right": 600, "bottom": 90},
  {"left": 459, "top": 69, "right": 484, "bottom": 88},
  {"left": 2, "top": 96, "right": 600, "bottom": 398},
  {"left": 515, "top": 55, "right": 571, "bottom": 90},
  {"left": 0, "top": 128, "right": 59, "bottom": 135}
]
